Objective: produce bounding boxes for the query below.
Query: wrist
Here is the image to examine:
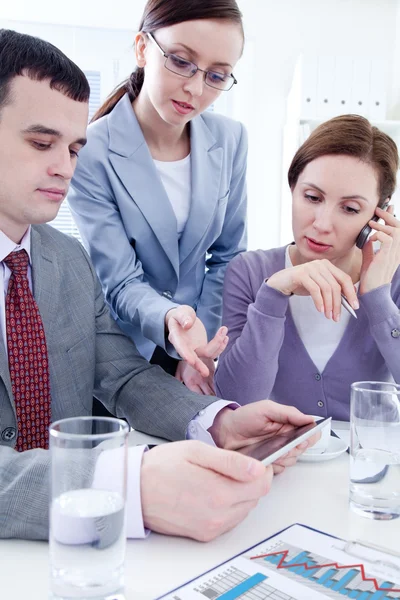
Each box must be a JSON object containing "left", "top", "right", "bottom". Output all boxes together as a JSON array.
[
  {"left": 207, "top": 407, "right": 234, "bottom": 448},
  {"left": 265, "top": 277, "right": 293, "bottom": 297},
  {"left": 165, "top": 307, "right": 178, "bottom": 330}
]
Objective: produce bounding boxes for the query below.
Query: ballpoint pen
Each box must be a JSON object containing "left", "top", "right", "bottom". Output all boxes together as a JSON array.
[{"left": 341, "top": 294, "right": 357, "bottom": 319}]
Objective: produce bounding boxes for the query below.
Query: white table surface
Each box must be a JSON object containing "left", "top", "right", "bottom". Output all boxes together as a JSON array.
[{"left": 1, "top": 428, "right": 399, "bottom": 600}]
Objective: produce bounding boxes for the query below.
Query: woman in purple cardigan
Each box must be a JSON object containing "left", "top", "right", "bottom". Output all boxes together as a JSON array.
[{"left": 215, "top": 115, "right": 400, "bottom": 420}]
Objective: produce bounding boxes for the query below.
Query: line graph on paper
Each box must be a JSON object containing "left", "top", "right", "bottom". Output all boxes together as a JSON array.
[
  {"left": 173, "top": 565, "right": 296, "bottom": 600},
  {"left": 247, "top": 542, "right": 400, "bottom": 600}
]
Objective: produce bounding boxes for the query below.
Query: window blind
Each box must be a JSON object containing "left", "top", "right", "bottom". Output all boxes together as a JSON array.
[{"left": 49, "top": 70, "right": 101, "bottom": 241}]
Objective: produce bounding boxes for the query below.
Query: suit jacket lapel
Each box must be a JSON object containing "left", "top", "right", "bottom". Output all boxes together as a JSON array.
[
  {"left": 0, "top": 334, "right": 12, "bottom": 409},
  {"left": 108, "top": 95, "right": 179, "bottom": 277},
  {"left": 31, "top": 227, "right": 58, "bottom": 343},
  {"left": 179, "top": 115, "right": 223, "bottom": 266}
]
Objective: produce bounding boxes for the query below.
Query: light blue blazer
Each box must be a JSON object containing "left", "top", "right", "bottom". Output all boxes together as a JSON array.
[{"left": 68, "top": 94, "right": 247, "bottom": 360}]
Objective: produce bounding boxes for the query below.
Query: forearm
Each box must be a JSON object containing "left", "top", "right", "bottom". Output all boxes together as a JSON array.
[
  {"left": 196, "top": 265, "right": 227, "bottom": 339},
  {"left": 0, "top": 446, "right": 95, "bottom": 540},
  {"left": 111, "top": 363, "right": 216, "bottom": 441},
  {"left": 215, "top": 283, "right": 289, "bottom": 404},
  {"left": 0, "top": 447, "right": 50, "bottom": 539},
  {"left": 360, "top": 284, "right": 400, "bottom": 382},
  {"left": 115, "top": 280, "right": 179, "bottom": 351}
]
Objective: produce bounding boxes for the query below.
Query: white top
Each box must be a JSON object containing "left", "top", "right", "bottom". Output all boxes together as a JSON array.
[
  {"left": 153, "top": 154, "right": 191, "bottom": 238},
  {"left": 285, "top": 245, "right": 352, "bottom": 373}
]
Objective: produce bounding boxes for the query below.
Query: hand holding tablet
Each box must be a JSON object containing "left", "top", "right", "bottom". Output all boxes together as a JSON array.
[{"left": 236, "top": 417, "right": 332, "bottom": 466}]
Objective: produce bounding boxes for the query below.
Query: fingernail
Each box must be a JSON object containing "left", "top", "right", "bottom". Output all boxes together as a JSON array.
[
  {"left": 318, "top": 305, "right": 324, "bottom": 313},
  {"left": 183, "top": 319, "right": 190, "bottom": 327},
  {"left": 334, "top": 313, "right": 340, "bottom": 322},
  {"left": 352, "top": 300, "right": 359, "bottom": 310},
  {"left": 247, "top": 460, "right": 260, "bottom": 475},
  {"left": 327, "top": 311, "right": 332, "bottom": 320},
  {"left": 298, "top": 441, "right": 309, "bottom": 449}
]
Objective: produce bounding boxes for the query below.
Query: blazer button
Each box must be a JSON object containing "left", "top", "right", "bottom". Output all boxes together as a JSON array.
[
  {"left": 317, "top": 401, "right": 324, "bottom": 408},
  {"left": 391, "top": 328, "right": 400, "bottom": 338},
  {"left": 1, "top": 427, "right": 16, "bottom": 441},
  {"left": 314, "top": 373, "right": 321, "bottom": 381},
  {"left": 162, "top": 290, "right": 173, "bottom": 300}
]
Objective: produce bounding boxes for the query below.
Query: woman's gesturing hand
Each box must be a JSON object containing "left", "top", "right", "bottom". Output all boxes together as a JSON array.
[
  {"left": 165, "top": 305, "right": 228, "bottom": 377},
  {"left": 359, "top": 205, "right": 400, "bottom": 295},
  {"left": 266, "top": 259, "right": 359, "bottom": 321}
]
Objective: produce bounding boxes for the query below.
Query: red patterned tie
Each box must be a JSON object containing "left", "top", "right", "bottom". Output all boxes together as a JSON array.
[{"left": 4, "top": 250, "right": 51, "bottom": 451}]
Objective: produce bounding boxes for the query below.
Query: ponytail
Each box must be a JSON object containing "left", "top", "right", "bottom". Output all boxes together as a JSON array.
[{"left": 91, "top": 67, "right": 145, "bottom": 123}]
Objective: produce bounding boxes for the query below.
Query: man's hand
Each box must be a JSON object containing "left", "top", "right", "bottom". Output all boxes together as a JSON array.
[
  {"left": 208, "top": 400, "right": 320, "bottom": 474},
  {"left": 140, "top": 441, "right": 272, "bottom": 542}
]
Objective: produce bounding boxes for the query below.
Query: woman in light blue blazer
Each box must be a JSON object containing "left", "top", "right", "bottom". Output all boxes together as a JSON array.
[{"left": 68, "top": 0, "right": 247, "bottom": 395}]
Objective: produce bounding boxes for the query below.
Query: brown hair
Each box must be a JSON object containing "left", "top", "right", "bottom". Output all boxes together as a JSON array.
[
  {"left": 0, "top": 29, "right": 89, "bottom": 115},
  {"left": 91, "top": 0, "right": 243, "bottom": 122},
  {"left": 288, "top": 114, "right": 399, "bottom": 206}
]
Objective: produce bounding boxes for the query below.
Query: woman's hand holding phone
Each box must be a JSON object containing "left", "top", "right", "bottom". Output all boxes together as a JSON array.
[
  {"left": 359, "top": 205, "right": 400, "bottom": 295},
  {"left": 266, "top": 260, "right": 359, "bottom": 321}
]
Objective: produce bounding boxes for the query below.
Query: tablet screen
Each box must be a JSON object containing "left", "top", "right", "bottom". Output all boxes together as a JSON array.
[{"left": 236, "top": 419, "right": 327, "bottom": 462}]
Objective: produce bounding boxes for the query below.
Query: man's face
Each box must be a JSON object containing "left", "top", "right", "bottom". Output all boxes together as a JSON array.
[{"left": 0, "top": 75, "right": 88, "bottom": 241}]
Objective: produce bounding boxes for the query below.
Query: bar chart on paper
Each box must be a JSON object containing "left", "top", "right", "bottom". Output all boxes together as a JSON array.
[
  {"left": 248, "top": 542, "right": 400, "bottom": 600},
  {"left": 172, "top": 566, "right": 296, "bottom": 600}
]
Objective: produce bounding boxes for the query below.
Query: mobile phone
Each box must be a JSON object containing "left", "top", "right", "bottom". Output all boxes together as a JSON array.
[
  {"left": 236, "top": 417, "right": 332, "bottom": 466},
  {"left": 355, "top": 200, "right": 390, "bottom": 249}
]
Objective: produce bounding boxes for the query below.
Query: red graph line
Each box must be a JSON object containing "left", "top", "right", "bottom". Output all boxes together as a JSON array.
[{"left": 249, "top": 549, "right": 400, "bottom": 593}]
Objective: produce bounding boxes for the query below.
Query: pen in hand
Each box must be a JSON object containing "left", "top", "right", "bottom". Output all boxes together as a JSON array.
[{"left": 341, "top": 294, "right": 357, "bottom": 319}]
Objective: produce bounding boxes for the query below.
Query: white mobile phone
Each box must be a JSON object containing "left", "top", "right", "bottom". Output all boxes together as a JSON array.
[{"left": 236, "top": 417, "right": 332, "bottom": 466}]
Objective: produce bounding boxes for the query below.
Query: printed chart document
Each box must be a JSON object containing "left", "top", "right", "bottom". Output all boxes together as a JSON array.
[{"left": 158, "top": 524, "right": 400, "bottom": 600}]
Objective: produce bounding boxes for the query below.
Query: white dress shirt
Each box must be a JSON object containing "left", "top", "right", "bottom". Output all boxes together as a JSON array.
[
  {"left": 0, "top": 227, "right": 32, "bottom": 354},
  {"left": 0, "top": 228, "right": 237, "bottom": 539}
]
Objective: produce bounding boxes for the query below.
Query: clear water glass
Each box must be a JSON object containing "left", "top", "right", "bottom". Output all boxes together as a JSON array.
[
  {"left": 49, "top": 416, "right": 129, "bottom": 599},
  {"left": 350, "top": 381, "right": 400, "bottom": 520}
]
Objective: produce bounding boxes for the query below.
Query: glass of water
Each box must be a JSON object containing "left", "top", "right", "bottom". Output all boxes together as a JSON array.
[
  {"left": 49, "top": 416, "right": 129, "bottom": 599},
  {"left": 350, "top": 381, "right": 400, "bottom": 520}
]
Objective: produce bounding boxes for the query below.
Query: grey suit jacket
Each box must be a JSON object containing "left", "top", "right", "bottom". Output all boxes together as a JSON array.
[
  {"left": 68, "top": 94, "right": 248, "bottom": 360},
  {"left": 0, "top": 225, "right": 215, "bottom": 540}
]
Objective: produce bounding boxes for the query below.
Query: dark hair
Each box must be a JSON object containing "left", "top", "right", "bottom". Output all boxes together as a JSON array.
[
  {"left": 288, "top": 114, "right": 399, "bottom": 206},
  {"left": 0, "top": 29, "right": 90, "bottom": 113},
  {"left": 92, "top": 0, "right": 243, "bottom": 122}
]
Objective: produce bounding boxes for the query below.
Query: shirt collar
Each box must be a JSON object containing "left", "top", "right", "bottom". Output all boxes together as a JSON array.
[{"left": 0, "top": 227, "right": 32, "bottom": 264}]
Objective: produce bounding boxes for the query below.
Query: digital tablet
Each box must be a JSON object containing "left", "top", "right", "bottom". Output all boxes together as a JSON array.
[{"left": 236, "top": 417, "right": 332, "bottom": 466}]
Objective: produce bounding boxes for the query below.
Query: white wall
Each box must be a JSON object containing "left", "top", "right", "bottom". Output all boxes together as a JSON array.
[
  {"left": 237, "top": 0, "right": 398, "bottom": 249},
  {"left": 0, "top": 18, "right": 137, "bottom": 101},
  {"left": 0, "top": 0, "right": 144, "bottom": 30},
  {"left": 1, "top": 0, "right": 399, "bottom": 249}
]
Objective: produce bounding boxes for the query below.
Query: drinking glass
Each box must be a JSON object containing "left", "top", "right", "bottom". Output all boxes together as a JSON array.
[
  {"left": 49, "top": 416, "right": 129, "bottom": 599},
  {"left": 350, "top": 381, "right": 400, "bottom": 520}
]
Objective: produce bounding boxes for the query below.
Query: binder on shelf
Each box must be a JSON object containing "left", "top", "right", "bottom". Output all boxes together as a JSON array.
[
  {"left": 301, "top": 55, "right": 318, "bottom": 119},
  {"left": 350, "top": 58, "right": 371, "bottom": 117},
  {"left": 316, "top": 55, "right": 335, "bottom": 119},
  {"left": 157, "top": 523, "right": 400, "bottom": 600},
  {"left": 332, "top": 56, "right": 353, "bottom": 116},
  {"left": 368, "top": 58, "right": 387, "bottom": 120}
]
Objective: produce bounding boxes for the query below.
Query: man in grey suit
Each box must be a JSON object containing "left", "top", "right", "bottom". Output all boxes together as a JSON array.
[{"left": 0, "top": 30, "right": 316, "bottom": 542}]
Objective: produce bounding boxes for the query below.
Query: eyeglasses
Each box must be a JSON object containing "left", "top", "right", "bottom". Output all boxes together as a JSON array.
[{"left": 147, "top": 32, "right": 237, "bottom": 92}]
